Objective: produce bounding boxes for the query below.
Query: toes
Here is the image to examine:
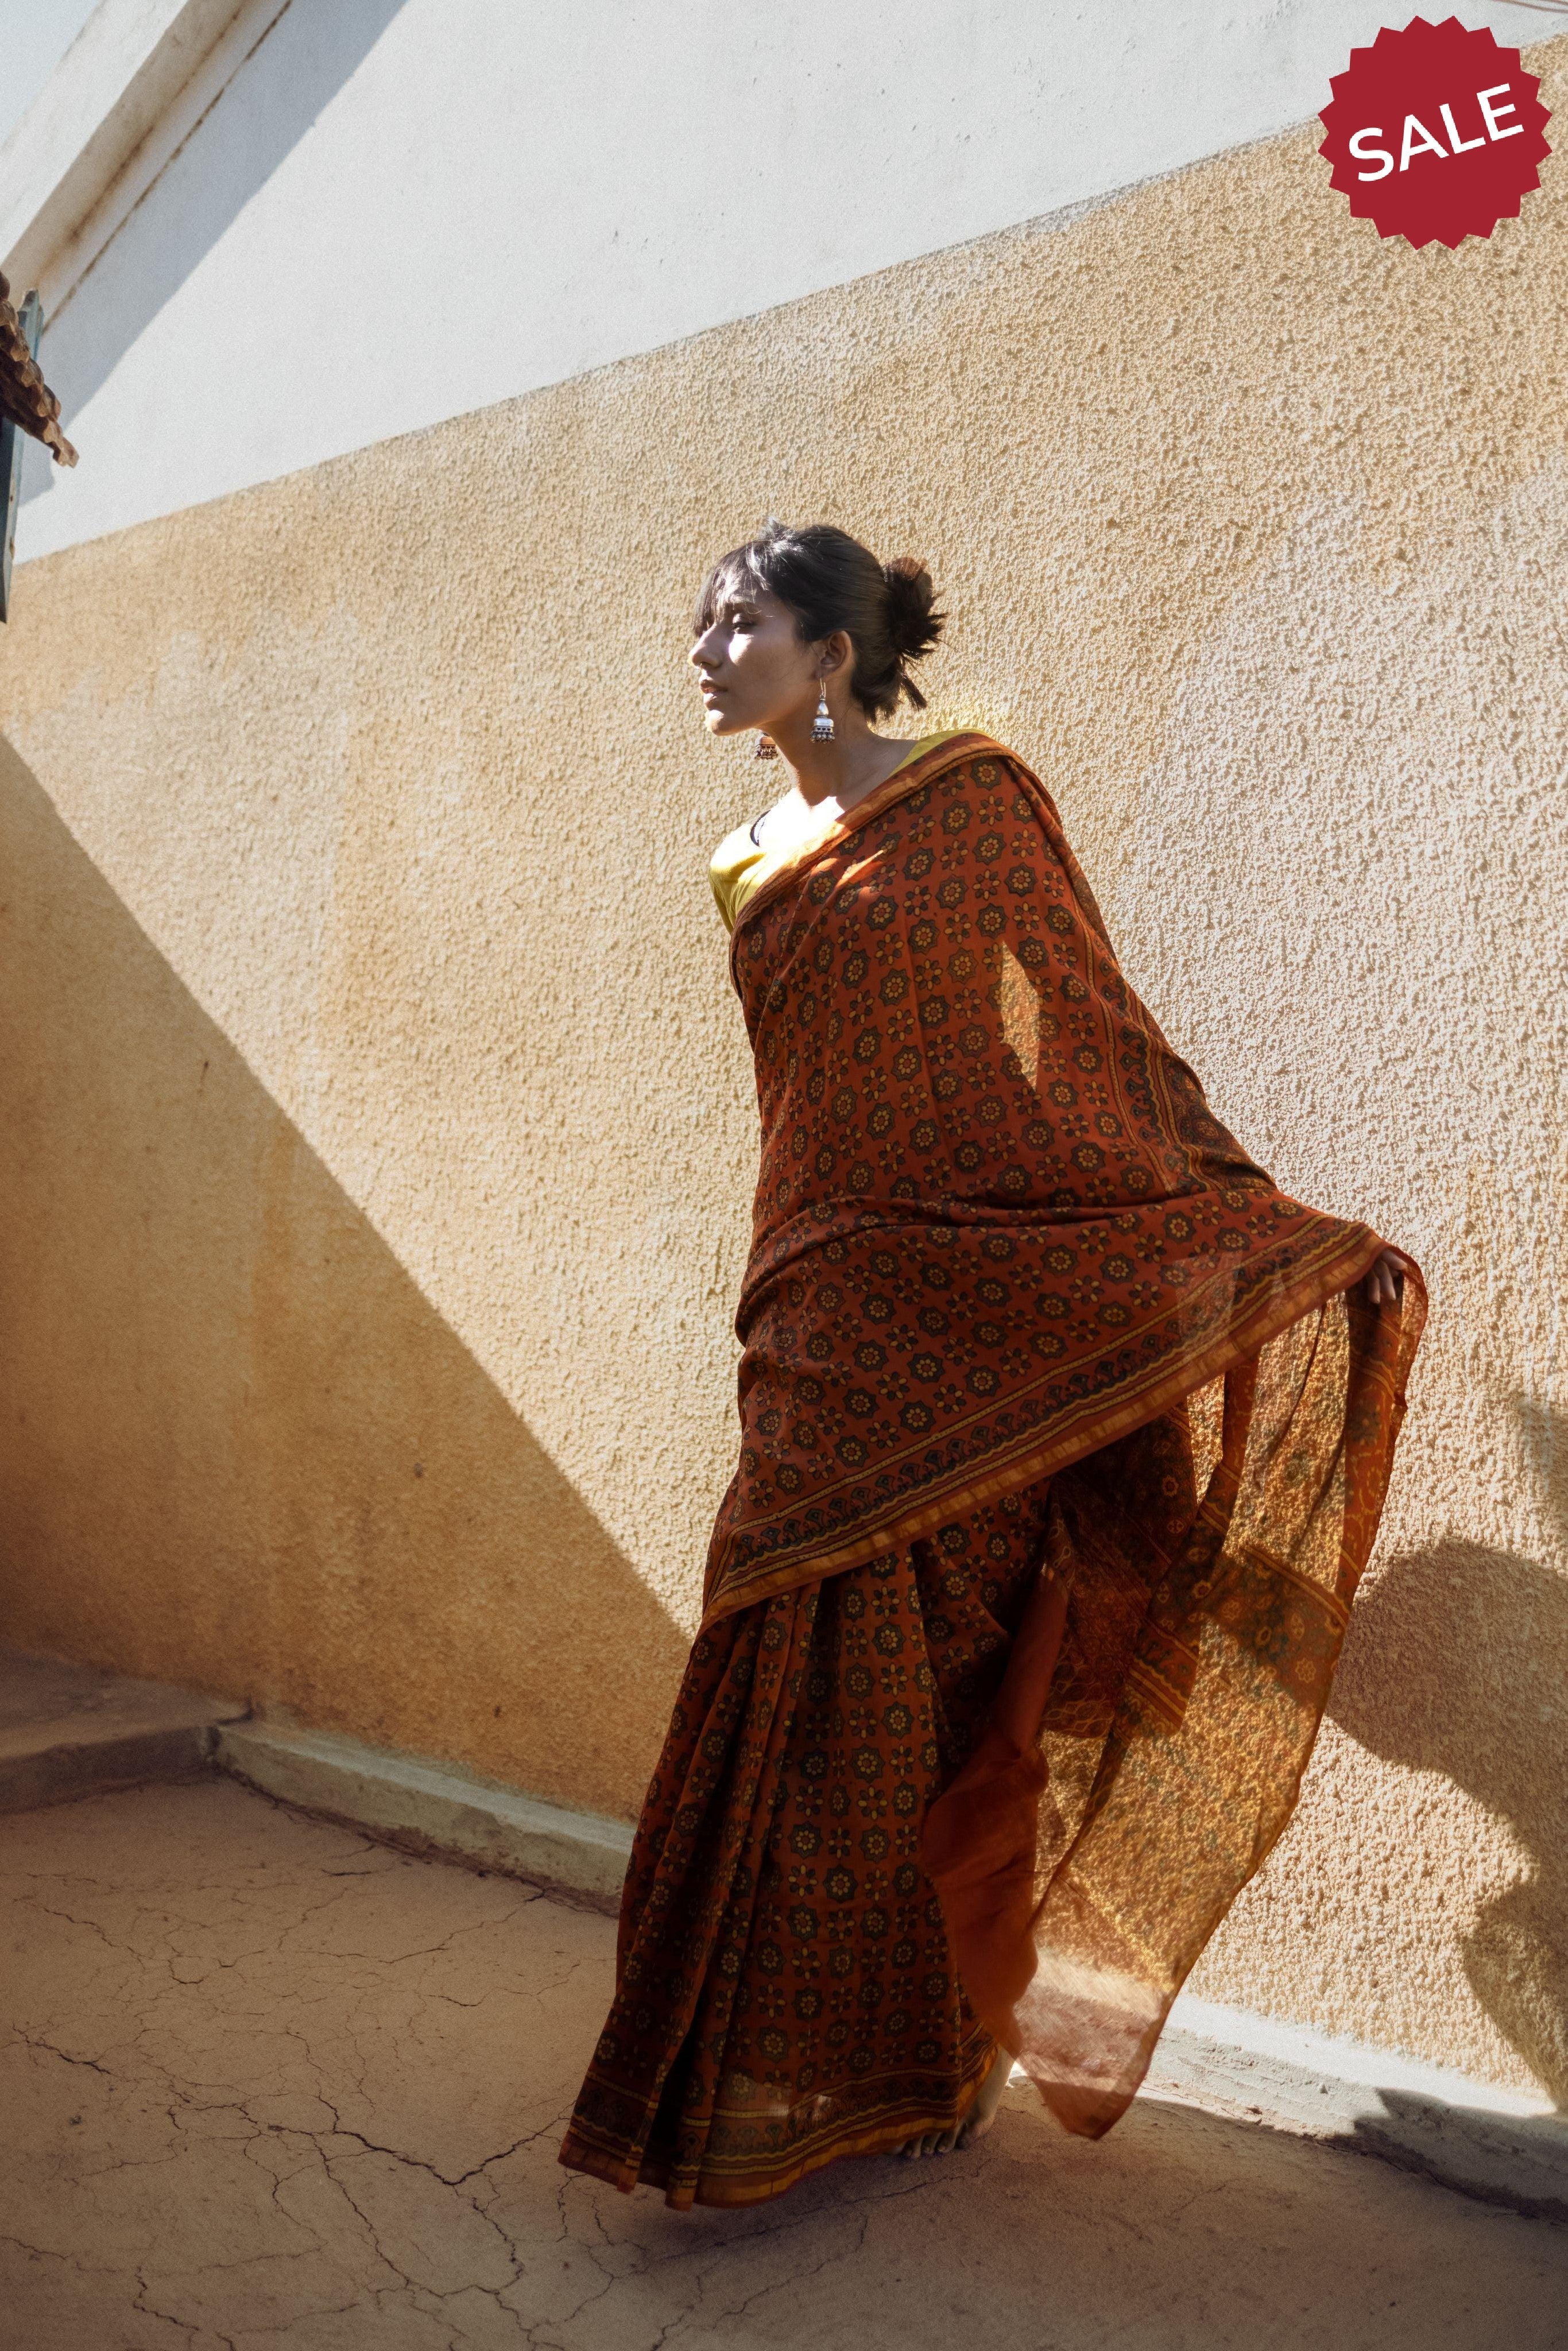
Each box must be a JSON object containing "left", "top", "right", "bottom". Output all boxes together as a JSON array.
[{"left": 897, "top": 2121, "right": 971, "bottom": 2159}]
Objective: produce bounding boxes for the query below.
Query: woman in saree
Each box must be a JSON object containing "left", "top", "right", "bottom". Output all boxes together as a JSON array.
[{"left": 560, "top": 522, "right": 1423, "bottom": 2209}]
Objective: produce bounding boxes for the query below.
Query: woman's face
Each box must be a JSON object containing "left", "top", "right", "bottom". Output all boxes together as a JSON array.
[{"left": 690, "top": 580, "right": 822, "bottom": 739}]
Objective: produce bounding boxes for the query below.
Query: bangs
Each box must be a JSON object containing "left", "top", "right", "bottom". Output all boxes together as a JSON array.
[{"left": 692, "top": 543, "right": 769, "bottom": 634}]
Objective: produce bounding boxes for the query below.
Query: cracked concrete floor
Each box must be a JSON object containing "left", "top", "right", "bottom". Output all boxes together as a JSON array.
[{"left": 2, "top": 1781, "right": 1565, "bottom": 2351}]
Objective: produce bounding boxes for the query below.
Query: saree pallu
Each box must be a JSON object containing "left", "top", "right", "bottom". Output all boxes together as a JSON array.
[{"left": 561, "top": 734, "right": 1424, "bottom": 2203}]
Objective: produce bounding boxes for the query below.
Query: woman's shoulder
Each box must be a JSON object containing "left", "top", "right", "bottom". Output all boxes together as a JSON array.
[
  {"left": 709, "top": 810, "right": 773, "bottom": 935},
  {"left": 896, "top": 729, "right": 1027, "bottom": 788},
  {"left": 710, "top": 811, "right": 765, "bottom": 878}
]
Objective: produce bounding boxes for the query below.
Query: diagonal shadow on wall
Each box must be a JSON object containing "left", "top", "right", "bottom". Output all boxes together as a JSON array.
[
  {"left": 1328, "top": 1413, "right": 1568, "bottom": 2107},
  {"left": 0, "top": 733, "right": 687, "bottom": 1825}
]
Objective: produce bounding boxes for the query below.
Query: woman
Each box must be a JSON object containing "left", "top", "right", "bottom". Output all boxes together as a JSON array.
[{"left": 560, "top": 522, "right": 1423, "bottom": 2210}]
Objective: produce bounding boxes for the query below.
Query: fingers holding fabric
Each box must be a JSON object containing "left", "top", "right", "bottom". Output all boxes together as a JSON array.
[{"left": 1364, "top": 1247, "right": 1412, "bottom": 1308}]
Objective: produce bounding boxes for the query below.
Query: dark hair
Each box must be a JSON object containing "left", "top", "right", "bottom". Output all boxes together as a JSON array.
[{"left": 694, "top": 521, "right": 944, "bottom": 719}]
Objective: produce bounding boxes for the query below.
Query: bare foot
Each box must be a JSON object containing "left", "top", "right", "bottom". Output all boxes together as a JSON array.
[
  {"left": 897, "top": 2048, "right": 1011, "bottom": 2159},
  {"left": 955, "top": 2046, "right": 1012, "bottom": 2148}
]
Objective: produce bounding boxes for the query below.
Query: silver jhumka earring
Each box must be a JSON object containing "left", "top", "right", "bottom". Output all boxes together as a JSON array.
[
  {"left": 754, "top": 732, "right": 778, "bottom": 759},
  {"left": 812, "top": 679, "right": 835, "bottom": 744}
]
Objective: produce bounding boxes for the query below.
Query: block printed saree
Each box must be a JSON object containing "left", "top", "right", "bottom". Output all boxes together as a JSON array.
[{"left": 560, "top": 734, "right": 1424, "bottom": 2206}]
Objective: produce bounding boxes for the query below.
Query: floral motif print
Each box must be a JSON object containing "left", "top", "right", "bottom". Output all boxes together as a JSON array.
[{"left": 707, "top": 737, "right": 1391, "bottom": 1621}]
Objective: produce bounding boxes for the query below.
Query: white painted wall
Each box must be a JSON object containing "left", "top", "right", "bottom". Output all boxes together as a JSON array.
[
  {"left": 0, "top": 0, "right": 101, "bottom": 153},
  {"left": 13, "top": 0, "right": 1548, "bottom": 557}
]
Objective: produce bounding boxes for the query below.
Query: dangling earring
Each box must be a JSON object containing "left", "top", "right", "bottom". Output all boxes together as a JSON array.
[
  {"left": 754, "top": 732, "right": 778, "bottom": 759},
  {"left": 812, "top": 677, "right": 835, "bottom": 744}
]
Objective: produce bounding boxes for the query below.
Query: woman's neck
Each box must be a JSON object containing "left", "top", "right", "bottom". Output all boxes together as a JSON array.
[{"left": 771, "top": 714, "right": 919, "bottom": 816}]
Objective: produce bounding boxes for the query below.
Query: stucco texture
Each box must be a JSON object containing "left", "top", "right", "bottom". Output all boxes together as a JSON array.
[{"left": 2, "top": 48, "right": 1566, "bottom": 2098}]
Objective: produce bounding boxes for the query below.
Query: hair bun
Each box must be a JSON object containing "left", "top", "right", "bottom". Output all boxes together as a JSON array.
[{"left": 882, "top": 556, "right": 944, "bottom": 666}]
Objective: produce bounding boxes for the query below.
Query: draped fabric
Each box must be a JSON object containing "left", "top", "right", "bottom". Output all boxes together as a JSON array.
[
  {"left": 920, "top": 1286, "right": 1418, "bottom": 2137},
  {"left": 559, "top": 1490, "right": 1049, "bottom": 2209},
  {"left": 560, "top": 733, "right": 1424, "bottom": 2201},
  {"left": 704, "top": 734, "right": 1419, "bottom": 1622}
]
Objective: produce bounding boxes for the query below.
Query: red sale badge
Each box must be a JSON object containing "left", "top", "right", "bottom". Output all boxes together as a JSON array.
[{"left": 1319, "top": 15, "right": 1551, "bottom": 248}]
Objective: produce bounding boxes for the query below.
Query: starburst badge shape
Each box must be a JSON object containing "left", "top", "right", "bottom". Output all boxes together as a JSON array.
[{"left": 1319, "top": 16, "right": 1551, "bottom": 249}]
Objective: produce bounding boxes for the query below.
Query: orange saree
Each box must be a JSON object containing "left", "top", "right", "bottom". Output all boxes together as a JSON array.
[{"left": 560, "top": 734, "right": 1424, "bottom": 2206}]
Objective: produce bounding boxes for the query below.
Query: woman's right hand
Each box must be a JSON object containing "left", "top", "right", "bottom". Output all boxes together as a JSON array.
[{"left": 1364, "top": 1249, "right": 1412, "bottom": 1308}]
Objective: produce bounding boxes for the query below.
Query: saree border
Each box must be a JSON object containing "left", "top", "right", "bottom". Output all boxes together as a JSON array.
[
  {"left": 735, "top": 1207, "right": 1345, "bottom": 1496},
  {"left": 703, "top": 1229, "right": 1420, "bottom": 1626}
]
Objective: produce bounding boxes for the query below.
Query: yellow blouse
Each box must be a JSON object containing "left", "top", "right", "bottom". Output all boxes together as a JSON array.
[{"left": 709, "top": 731, "right": 963, "bottom": 935}]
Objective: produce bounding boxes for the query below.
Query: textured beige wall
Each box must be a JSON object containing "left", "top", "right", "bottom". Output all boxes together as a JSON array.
[{"left": 2, "top": 44, "right": 1566, "bottom": 2096}]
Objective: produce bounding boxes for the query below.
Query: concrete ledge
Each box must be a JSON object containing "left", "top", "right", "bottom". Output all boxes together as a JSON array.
[
  {"left": 1152, "top": 1993, "right": 1568, "bottom": 2223},
  {"left": 0, "top": 1647, "right": 246, "bottom": 1811},
  {"left": 217, "top": 1722, "right": 634, "bottom": 1910}
]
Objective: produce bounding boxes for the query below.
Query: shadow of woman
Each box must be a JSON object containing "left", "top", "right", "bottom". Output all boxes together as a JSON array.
[{"left": 1327, "top": 1404, "right": 1568, "bottom": 2105}]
